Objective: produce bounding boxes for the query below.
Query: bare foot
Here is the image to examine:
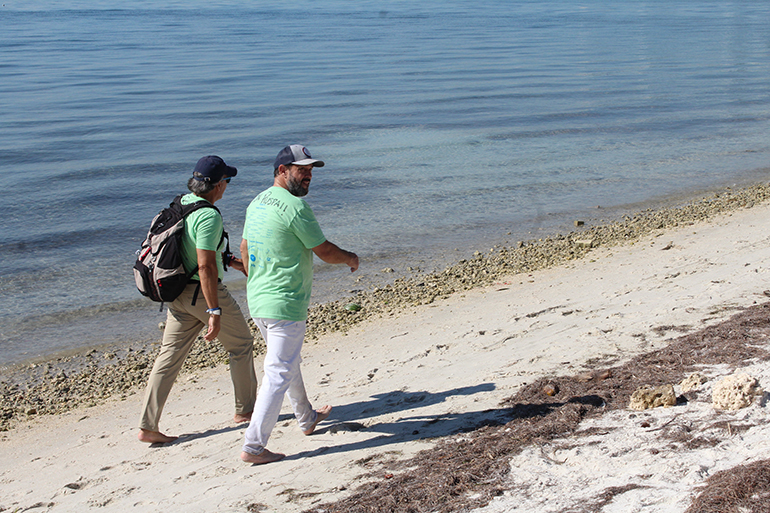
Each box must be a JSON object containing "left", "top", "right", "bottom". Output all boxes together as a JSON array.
[
  {"left": 303, "top": 404, "right": 332, "bottom": 435},
  {"left": 138, "top": 429, "right": 178, "bottom": 444},
  {"left": 233, "top": 412, "right": 252, "bottom": 423},
  {"left": 240, "top": 449, "right": 285, "bottom": 465}
]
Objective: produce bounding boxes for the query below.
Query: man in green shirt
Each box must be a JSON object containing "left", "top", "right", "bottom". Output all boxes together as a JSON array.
[
  {"left": 240, "top": 145, "right": 359, "bottom": 464},
  {"left": 138, "top": 156, "right": 258, "bottom": 444}
]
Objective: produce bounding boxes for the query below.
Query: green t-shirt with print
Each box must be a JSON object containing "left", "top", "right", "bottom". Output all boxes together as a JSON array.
[
  {"left": 180, "top": 193, "right": 225, "bottom": 281},
  {"left": 242, "top": 186, "right": 326, "bottom": 321}
]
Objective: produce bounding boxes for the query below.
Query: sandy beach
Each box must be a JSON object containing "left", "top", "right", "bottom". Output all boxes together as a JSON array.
[{"left": 3, "top": 187, "right": 770, "bottom": 512}]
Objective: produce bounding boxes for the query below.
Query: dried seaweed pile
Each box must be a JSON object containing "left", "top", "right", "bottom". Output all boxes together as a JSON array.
[
  {"left": 685, "top": 459, "right": 770, "bottom": 513},
  {"left": 305, "top": 302, "right": 770, "bottom": 513}
]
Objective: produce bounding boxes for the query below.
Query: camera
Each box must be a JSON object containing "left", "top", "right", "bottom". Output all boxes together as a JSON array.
[{"left": 222, "top": 251, "right": 234, "bottom": 268}]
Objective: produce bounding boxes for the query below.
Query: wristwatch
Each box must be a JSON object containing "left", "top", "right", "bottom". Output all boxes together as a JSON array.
[{"left": 206, "top": 307, "right": 222, "bottom": 316}]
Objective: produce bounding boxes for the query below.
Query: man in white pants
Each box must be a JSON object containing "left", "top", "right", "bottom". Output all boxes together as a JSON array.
[{"left": 240, "top": 145, "right": 359, "bottom": 464}]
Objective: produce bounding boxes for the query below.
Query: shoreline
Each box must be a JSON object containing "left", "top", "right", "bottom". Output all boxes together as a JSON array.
[
  {"left": 3, "top": 169, "right": 767, "bottom": 369},
  {"left": 0, "top": 168, "right": 765, "bottom": 368},
  {"left": 3, "top": 181, "right": 770, "bottom": 432},
  {"left": 307, "top": 181, "right": 770, "bottom": 338}
]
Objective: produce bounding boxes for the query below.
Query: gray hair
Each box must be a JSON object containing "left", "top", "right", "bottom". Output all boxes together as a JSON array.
[{"left": 187, "top": 174, "right": 218, "bottom": 195}]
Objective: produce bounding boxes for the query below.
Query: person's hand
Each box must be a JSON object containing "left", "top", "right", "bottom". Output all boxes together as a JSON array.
[
  {"left": 229, "top": 257, "right": 247, "bottom": 276},
  {"left": 348, "top": 252, "right": 359, "bottom": 273},
  {"left": 205, "top": 314, "right": 221, "bottom": 341}
]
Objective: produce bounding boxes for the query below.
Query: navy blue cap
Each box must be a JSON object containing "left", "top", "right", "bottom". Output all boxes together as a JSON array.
[
  {"left": 193, "top": 155, "right": 237, "bottom": 183},
  {"left": 274, "top": 145, "right": 325, "bottom": 170}
]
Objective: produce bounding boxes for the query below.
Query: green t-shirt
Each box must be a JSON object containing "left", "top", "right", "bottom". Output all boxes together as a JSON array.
[
  {"left": 181, "top": 193, "right": 225, "bottom": 281},
  {"left": 242, "top": 186, "right": 326, "bottom": 321}
]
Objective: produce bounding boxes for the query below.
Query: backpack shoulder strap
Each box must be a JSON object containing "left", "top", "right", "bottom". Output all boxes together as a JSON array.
[
  {"left": 172, "top": 195, "right": 227, "bottom": 293},
  {"left": 173, "top": 194, "right": 221, "bottom": 218}
]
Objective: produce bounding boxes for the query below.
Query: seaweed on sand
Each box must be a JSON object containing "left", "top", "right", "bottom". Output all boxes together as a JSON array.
[{"left": 305, "top": 302, "right": 770, "bottom": 513}]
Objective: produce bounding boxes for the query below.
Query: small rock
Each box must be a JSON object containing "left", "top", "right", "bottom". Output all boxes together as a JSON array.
[
  {"left": 576, "top": 369, "right": 611, "bottom": 382},
  {"left": 576, "top": 372, "right": 593, "bottom": 382},
  {"left": 595, "top": 369, "right": 612, "bottom": 380},
  {"left": 574, "top": 220, "right": 585, "bottom": 227},
  {"left": 712, "top": 373, "right": 763, "bottom": 410},
  {"left": 543, "top": 383, "right": 559, "bottom": 396},
  {"left": 629, "top": 385, "right": 676, "bottom": 410},
  {"left": 680, "top": 373, "right": 707, "bottom": 392}
]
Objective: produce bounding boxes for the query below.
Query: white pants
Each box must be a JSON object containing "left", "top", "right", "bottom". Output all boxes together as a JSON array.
[{"left": 242, "top": 318, "right": 317, "bottom": 455}]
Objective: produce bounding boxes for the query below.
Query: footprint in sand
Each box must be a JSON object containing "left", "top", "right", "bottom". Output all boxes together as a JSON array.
[
  {"left": 86, "top": 485, "right": 137, "bottom": 507},
  {"left": 329, "top": 422, "right": 367, "bottom": 434}
]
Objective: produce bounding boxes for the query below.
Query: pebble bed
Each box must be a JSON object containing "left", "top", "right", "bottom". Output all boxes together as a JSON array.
[{"left": 2, "top": 183, "right": 769, "bottom": 432}]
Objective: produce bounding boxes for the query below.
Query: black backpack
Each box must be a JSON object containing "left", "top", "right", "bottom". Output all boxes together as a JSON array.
[{"left": 133, "top": 195, "right": 223, "bottom": 306}]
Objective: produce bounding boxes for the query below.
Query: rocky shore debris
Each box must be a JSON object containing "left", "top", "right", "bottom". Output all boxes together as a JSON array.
[
  {"left": 629, "top": 371, "right": 764, "bottom": 412},
  {"left": 680, "top": 372, "right": 708, "bottom": 392},
  {"left": 576, "top": 369, "right": 612, "bottom": 383},
  {"left": 0, "top": 320, "right": 266, "bottom": 432},
  {"left": 542, "top": 383, "right": 559, "bottom": 396},
  {"left": 629, "top": 384, "right": 677, "bottom": 410},
  {"left": 2, "top": 183, "right": 770, "bottom": 432},
  {"left": 712, "top": 372, "right": 764, "bottom": 410},
  {"left": 306, "top": 183, "right": 770, "bottom": 340}
]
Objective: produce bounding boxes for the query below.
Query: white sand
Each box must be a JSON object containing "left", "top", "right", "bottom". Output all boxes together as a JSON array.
[{"left": 3, "top": 202, "right": 770, "bottom": 512}]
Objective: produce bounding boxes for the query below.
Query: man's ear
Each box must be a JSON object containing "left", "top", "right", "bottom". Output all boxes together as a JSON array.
[{"left": 274, "top": 165, "right": 288, "bottom": 184}]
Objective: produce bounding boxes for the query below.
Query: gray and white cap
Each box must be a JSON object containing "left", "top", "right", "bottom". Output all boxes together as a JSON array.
[{"left": 273, "top": 145, "right": 325, "bottom": 170}]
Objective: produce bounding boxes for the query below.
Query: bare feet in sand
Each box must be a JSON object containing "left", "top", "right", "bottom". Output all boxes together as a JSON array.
[
  {"left": 138, "top": 429, "right": 178, "bottom": 444},
  {"left": 233, "top": 412, "right": 252, "bottom": 423},
  {"left": 303, "top": 404, "right": 332, "bottom": 435},
  {"left": 240, "top": 449, "right": 285, "bottom": 465}
]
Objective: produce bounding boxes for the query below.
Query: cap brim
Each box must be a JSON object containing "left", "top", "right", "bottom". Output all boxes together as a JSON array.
[
  {"left": 292, "top": 159, "right": 324, "bottom": 167},
  {"left": 224, "top": 164, "right": 238, "bottom": 177}
]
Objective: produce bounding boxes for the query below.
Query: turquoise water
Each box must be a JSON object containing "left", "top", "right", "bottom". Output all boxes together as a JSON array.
[{"left": 1, "top": 0, "right": 770, "bottom": 365}]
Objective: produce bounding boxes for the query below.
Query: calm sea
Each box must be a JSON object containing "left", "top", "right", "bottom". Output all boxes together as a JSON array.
[{"left": 1, "top": 0, "right": 769, "bottom": 366}]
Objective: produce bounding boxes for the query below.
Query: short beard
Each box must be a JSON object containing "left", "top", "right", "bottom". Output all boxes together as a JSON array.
[{"left": 287, "top": 177, "right": 309, "bottom": 197}]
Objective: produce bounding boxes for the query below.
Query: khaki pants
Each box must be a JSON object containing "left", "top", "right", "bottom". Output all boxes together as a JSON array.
[{"left": 139, "top": 282, "right": 257, "bottom": 432}]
